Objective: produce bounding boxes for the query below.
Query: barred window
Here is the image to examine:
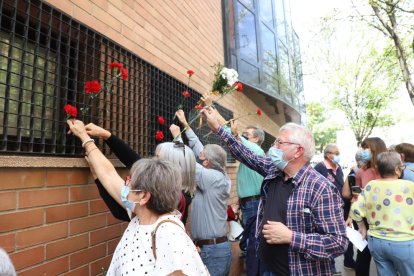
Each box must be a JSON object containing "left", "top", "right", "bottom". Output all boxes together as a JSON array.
[{"left": 0, "top": 0, "right": 235, "bottom": 162}]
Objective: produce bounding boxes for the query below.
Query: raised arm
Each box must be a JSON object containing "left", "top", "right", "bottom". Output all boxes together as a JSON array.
[
  {"left": 175, "top": 110, "right": 204, "bottom": 156},
  {"left": 67, "top": 120, "right": 125, "bottom": 208},
  {"left": 200, "top": 107, "right": 272, "bottom": 176},
  {"left": 85, "top": 123, "right": 140, "bottom": 168}
]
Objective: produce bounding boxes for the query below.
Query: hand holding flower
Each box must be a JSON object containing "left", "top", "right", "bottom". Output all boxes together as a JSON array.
[
  {"left": 85, "top": 123, "right": 111, "bottom": 140},
  {"left": 175, "top": 110, "right": 189, "bottom": 129},
  {"left": 200, "top": 93, "right": 213, "bottom": 107},
  {"left": 67, "top": 119, "right": 90, "bottom": 142},
  {"left": 169, "top": 124, "right": 181, "bottom": 140},
  {"left": 200, "top": 107, "right": 220, "bottom": 133}
]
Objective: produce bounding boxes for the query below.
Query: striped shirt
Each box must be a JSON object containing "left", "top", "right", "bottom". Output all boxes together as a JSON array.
[{"left": 216, "top": 127, "right": 348, "bottom": 275}]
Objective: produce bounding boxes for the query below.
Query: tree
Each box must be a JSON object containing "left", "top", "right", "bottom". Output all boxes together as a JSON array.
[
  {"left": 351, "top": 0, "right": 414, "bottom": 106},
  {"left": 306, "top": 102, "right": 341, "bottom": 153},
  {"left": 305, "top": 13, "right": 399, "bottom": 145},
  {"left": 328, "top": 45, "right": 398, "bottom": 145}
]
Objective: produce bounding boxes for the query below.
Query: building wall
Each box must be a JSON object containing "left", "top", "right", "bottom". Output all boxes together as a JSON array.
[{"left": 0, "top": 0, "right": 279, "bottom": 274}]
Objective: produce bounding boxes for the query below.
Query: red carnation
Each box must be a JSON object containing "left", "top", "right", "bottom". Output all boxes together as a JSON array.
[
  {"left": 64, "top": 104, "right": 78, "bottom": 118},
  {"left": 155, "top": 130, "right": 164, "bottom": 141},
  {"left": 187, "top": 69, "right": 194, "bottom": 77},
  {"left": 120, "top": 67, "right": 128, "bottom": 80},
  {"left": 195, "top": 105, "right": 203, "bottom": 110},
  {"left": 85, "top": 81, "right": 102, "bottom": 94},
  {"left": 157, "top": 116, "right": 165, "bottom": 125},
  {"left": 109, "top": 62, "right": 123, "bottom": 71},
  {"left": 182, "top": 91, "right": 191, "bottom": 98},
  {"left": 257, "top": 108, "right": 262, "bottom": 116},
  {"left": 235, "top": 82, "right": 243, "bottom": 92}
]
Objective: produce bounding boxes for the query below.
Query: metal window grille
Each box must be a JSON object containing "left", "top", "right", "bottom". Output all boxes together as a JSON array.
[{"left": 0, "top": 0, "right": 236, "bottom": 161}]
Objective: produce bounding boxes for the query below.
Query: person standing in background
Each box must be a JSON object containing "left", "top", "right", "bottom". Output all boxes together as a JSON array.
[{"left": 395, "top": 143, "right": 414, "bottom": 182}]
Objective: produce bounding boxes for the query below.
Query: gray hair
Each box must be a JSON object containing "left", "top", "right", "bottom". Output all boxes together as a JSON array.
[
  {"left": 203, "top": 144, "right": 227, "bottom": 173},
  {"left": 279, "top": 122, "right": 315, "bottom": 161},
  {"left": 377, "top": 151, "right": 402, "bottom": 178},
  {"left": 323, "top": 144, "right": 338, "bottom": 158},
  {"left": 246, "top": 125, "right": 265, "bottom": 146},
  {"left": 155, "top": 142, "right": 196, "bottom": 193},
  {"left": 130, "top": 158, "right": 182, "bottom": 215},
  {"left": 355, "top": 149, "right": 367, "bottom": 168},
  {"left": 0, "top": 248, "right": 16, "bottom": 276}
]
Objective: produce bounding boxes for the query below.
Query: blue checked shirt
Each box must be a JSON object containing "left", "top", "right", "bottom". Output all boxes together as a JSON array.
[{"left": 217, "top": 127, "right": 348, "bottom": 275}]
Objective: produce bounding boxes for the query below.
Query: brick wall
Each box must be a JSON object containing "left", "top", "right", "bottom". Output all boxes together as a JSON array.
[{"left": 0, "top": 160, "right": 241, "bottom": 275}]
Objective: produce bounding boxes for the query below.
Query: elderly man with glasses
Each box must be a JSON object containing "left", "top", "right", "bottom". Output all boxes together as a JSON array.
[{"left": 201, "top": 107, "right": 348, "bottom": 276}]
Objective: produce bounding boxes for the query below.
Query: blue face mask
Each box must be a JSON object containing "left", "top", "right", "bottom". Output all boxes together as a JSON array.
[
  {"left": 120, "top": 186, "right": 140, "bottom": 219},
  {"left": 333, "top": 155, "right": 341, "bottom": 164},
  {"left": 268, "top": 147, "right": 289, "bottom": 170},
  {"left": 361, "top": 149, "right": 372, "bottom": 162}
]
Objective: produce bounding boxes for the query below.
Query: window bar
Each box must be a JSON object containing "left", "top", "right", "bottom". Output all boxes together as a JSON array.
[
  {"left": 101, "top": 36, "right": 109, "bottom": 155},
  {"left": 51, "top": 11, "right": 63, "bottom": 154},
  {"left": 61, "top": 17, "right": 72, "bottom": 153},
  {"left": 1, "top": 0, "right": 18, "bottom": 151},
  {"left": 80, "top": 27, "right": 88, "bottom": 125},
  {"left": 16, "top": 1, "right": 32, "bottom": 151},
  {"left": 39, "top": 6, "right": 53, "bottom": 153},
  {"left": 72, "top": 22, "right": 81, "bottom": 154}
]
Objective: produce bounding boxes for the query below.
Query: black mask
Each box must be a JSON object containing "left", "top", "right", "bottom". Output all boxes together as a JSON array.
[{"left": 241, "top": 135, "right": 248, "bottom": 140}]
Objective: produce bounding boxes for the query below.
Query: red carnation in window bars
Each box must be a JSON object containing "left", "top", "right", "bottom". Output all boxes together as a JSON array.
[
  {"left": 85, "top": 81, "right": 102, "bottom": 94},
  {"left": 155, "top": 130, "right": 164, "bottom": 141},
  {"left": 109, "top": 62, "right": 129, "bottom": 80},
  {"left": 182, "top": 91, "right": 191, "bottom": 98},
  {"left": 64, "top": 104, "right": 78, "bottom": 118},
  {"left": 157, "top": 116, "right": 165, "bottom": 125}
]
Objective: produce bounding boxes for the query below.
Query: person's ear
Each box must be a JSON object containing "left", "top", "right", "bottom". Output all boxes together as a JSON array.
[{"left": 139, "top": 192, "right": 151, "bottom": 206}]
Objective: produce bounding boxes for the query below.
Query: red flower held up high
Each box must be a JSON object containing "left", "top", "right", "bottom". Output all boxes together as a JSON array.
[
  {"left": 157, "top": 116, "right": 165, "bottom": 125},
  {"left": 257, "top": 108, "right": 262, "bottom": 116},
  {"left": 155, "top": 130, "right": 164, "bottom": 141},
  {"left": 235, "top": 82, "right": 243, "bottom": 92},
  {"left": 64, "top": 104, "right": 78, "bottom": 118},
  {"left": 85, "top": 81, "right": 102, "bottom": 94},
  {"left": 187, "top": 69, "right": 194, "bottom": 77}
]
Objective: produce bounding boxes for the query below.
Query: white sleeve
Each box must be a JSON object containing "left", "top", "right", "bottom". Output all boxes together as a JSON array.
[{"left": 154, "top": 223, "right": 208, "bottom": 275}]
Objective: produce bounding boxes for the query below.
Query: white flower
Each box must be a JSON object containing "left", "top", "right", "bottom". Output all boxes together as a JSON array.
[{"left": 220, "top": 67, "right": 239, "bottom": 86}]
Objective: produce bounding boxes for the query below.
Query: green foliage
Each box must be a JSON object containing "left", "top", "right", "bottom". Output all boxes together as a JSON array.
[
  {"left": 306, "top": 102, "right": 341, "bottom": 153},
  {"left": 328, "top": 44, "right": 398, "bottom": 145}
]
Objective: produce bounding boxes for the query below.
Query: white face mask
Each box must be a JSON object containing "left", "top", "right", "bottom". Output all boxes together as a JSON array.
[{"left": 268, "top": 147, "right": 297, "bottom": 170}]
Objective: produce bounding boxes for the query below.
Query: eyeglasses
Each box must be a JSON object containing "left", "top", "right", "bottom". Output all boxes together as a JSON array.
[
  {"left": 174, "top": 141, "right": 186, "bottom": 157},
  {"left": 271, "top": 138, "right": 300, "bottom": 147},
  {"left": 327, "top": 151, "right": 340, "bottom": 155},
  {"left": 124, "top": 176, "right": 143, "bottom": 193}
]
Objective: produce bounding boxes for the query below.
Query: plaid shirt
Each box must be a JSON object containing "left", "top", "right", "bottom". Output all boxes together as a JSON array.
[{"left": 217, "top": 127, "right": 348, "bottom": 275}]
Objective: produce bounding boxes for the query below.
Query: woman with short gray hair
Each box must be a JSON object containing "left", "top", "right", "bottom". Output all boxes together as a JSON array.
[
  {"left": 67, "top": 119, "right": 208, "bottom": 275},
  {"left": 350, "top": 151, "right": 414, "bottom": 276}
]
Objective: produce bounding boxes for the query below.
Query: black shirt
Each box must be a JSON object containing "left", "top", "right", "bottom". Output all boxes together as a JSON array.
[{"left": 258, "top": 176, "right": 294, "bottom": 276}]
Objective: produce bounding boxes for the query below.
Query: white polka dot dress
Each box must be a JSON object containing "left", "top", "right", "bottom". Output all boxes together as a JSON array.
[{"left": 107, "top": 213, "right": 208, "bottom": 275}]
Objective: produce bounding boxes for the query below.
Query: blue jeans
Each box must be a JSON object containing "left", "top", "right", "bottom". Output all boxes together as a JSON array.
[
  {"left": 200, "top": 241, "right": 232, "bottom": 276},
  {"left": 241, "top": 199, "right": 260, "bottom": 226},
  {"left": 368, "top": 236, "right": 414, "bottom": 276}
]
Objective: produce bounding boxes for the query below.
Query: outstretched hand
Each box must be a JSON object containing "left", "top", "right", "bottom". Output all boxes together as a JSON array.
[
  {"left": 169, "top": 124, "right": 181, "bottom": 140},
  {"left": 200, "top": 93, "right": 213, "bottom": 107},
  {"left": 175, "top": 110, "right": 189, "bottom": 128},
  {"left": 85, "top": 123, "right": 111, "bottom": 140},
  {"left": 200, "top": 107, "right": 220, "bottom": 133},
  {"left": 66, "top": 119, "right": 90, "bottom": 141}
]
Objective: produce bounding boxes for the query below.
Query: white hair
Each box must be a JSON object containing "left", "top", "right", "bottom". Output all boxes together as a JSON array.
[
  {"left": 0, "top": 248, "right": 16, "bottom": 276},
  {"left": 279, "top": 122, "right": 315, "bottom": 161}
]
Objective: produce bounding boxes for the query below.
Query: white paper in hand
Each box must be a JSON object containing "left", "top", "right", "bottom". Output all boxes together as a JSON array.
[{"left": 346, "top": 226, "right": 368, "bottom": 251}]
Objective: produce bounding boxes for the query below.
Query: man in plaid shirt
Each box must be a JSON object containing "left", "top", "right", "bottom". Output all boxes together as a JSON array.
[{"left": 201, "top": 108, "right": 348, "bottom": 276}]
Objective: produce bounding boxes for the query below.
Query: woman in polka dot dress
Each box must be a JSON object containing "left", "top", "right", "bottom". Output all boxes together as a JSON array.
[
  {"left": 350, "top": 151, "right": 414, "bottom": 276},
  {"left": 66, "top": 120, "right": 208, "bottom": 276}
]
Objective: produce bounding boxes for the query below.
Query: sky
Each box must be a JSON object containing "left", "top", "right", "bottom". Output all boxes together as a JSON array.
[{"left": 289, "top": 0, "right": 414, "bottom": 151}]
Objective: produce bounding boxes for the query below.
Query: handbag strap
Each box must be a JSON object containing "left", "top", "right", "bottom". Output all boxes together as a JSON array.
[{"left": 151, "top": 218, "right": 183, "bottom": 260}]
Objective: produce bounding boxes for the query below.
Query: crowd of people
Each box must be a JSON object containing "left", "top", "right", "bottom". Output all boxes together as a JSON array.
[{"left": 2, "top": 96, "right": 413, "bottom": 276}]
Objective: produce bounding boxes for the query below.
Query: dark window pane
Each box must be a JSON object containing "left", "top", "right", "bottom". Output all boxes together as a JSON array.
[
  {"left": 238, "top": 59, "right": 259, "bottom": 86},
  {"left": 237, "top": 2, "right": 258, "bottom": 62}
]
